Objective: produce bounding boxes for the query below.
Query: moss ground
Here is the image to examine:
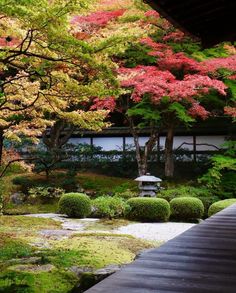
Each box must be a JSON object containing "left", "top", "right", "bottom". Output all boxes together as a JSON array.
[{"left": 0, "top": 215, "right": 154, "bottom": 292}]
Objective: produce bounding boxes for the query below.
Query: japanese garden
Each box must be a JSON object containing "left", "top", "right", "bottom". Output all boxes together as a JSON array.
[{"left": 0, "top": 0, "right": 235, "bottom": 292}]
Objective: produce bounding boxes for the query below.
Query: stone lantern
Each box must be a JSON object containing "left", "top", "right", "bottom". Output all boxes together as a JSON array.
[{"left": 135, "top": 173, "right": 162, "bottom": 197}]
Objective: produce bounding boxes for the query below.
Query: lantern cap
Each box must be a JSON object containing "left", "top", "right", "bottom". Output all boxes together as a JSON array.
[{"left": 135, "top": 173, "right": 162, "bottom": 182}]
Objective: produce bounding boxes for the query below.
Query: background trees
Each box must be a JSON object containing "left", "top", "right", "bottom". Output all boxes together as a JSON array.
[
  {"left": 112, "top": 8, "right": 236, "bottom": 177},
  {"left": 0, "top": 0, "right": 127, "bottom": 166}
]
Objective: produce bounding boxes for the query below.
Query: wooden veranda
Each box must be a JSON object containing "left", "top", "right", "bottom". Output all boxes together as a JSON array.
[{"left": 86, "top": 204, "right": 236, "bottom": 292}]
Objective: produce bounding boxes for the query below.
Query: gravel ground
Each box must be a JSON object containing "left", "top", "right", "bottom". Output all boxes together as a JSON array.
[
  {"left": 26, "top": 213, "right": 195, "bottom": 242},
  {"left": 115, "top": 222, "right": 195, "bottom": 242}
]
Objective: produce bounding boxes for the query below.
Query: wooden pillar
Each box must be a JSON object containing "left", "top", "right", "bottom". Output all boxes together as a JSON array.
[
  {"left": 193, "top": 135, "right": 196, "bottom": 162},
  {"left": 157, "top": 135, "right": 160, "bottom": 163},
  {"left": 122, "top": 137, "right": 126, "bottom": 161},
  {"left": 90, "top": 137, "right": 94, "bottom": 159}
]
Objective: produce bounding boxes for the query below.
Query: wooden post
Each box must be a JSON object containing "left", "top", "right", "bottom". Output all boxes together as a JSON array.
[
  {"left": 157, "top": 135, "right": 160, "bottom": 163},
  {"left": 90, "top": 137, "right": 94, "bottom": 159},
  {"left": 123, "top": 136, "right": 126, "bottom": 161},
  {"left": 193, "top": 135, "right": 196, "bottom": 162}
]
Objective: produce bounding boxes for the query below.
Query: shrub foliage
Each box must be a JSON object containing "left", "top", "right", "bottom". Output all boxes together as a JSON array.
[
  {"left": 125, "top": 197, "right": 170, "bottom": 222},
  {"left": 28, "top": 187, "right": 64, "bottom": 204},
  {"left": 58, "top": 193, "right": 91, "bottom": 218},
  {"left": 170, "top": 197, "right": 204, "bottom": 221},
  {"left": 208, "top": 199, "right": 236, "bottom": 217},
  {"left": 91, "top": 196, "right": 128, "bottom": 218}
]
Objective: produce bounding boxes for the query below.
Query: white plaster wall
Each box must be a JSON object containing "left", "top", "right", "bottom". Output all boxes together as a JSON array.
[
  {"left": 68, "top": 135, "right": 226, "bottom": 151},
  {"left": 125, "top": 137, "right": 150, "bottom": 148},
  {"left": 173, "top": 136, "right": 194, "bottom": 150},
  {"left": 93, "top": 137, "right": 123, "bottom": 151},
  {"left": 196, "top": 136, "right": 226, "bottom": 151},
  {"left": 69, "top": 137, "right": 90, "bottom": 145}
]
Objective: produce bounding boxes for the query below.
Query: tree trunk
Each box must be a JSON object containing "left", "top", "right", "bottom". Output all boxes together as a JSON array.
[
  {"left": 130, "top": 120, "right": 158, "bottom": 176},
  {"left": 41, "top": 120, "right": 75, "bottom": 177},
  {"left": 132, "top": 129, "right": 145, "bottom": 176},
  {"left": 164, "top": 124, "right": 174, "bottom": 178},
  {"left": 0, "top": 129, "right": 4, "bottom": 166}
]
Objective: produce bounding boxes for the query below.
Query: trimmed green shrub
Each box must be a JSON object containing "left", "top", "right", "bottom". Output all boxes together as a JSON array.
[
  {"left": 58, "top": 193, "right": 91, "bottom": 218},
  {"left": 208, "top": 199, "right": 236, "bottom": 217},
  {"left": 170, "top": 197, "right": 204, "bottom": 221},
  {"left": 91, "top": 196, "right": 128, "bottom": 218},
  {"left": 125, "top": 197, "right": 170, "bottom": 222}
]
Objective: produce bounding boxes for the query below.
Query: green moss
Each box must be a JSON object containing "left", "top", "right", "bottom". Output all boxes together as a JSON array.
[
  {"left": 208, "top": 199, "right": 236, "bottom": 217},
  {"left": 4, "top": 203, "right": 58, "bottom": 215},
  {"left": 0, "top": 212, "right": 155, "bottom": 291},
  {"left": 0, "top": 269, "right": 76, "bottom": 293},
  {"left": 77, "top": 173, "right": 136, "bottom": 194},
  {"left": 0, "top": 215, "right": 61, "bottom": 231},
  {"left": 84, "top": 219, "right": 132, "bottom": 231},
  {"left": 49, "top": 236, "right": 134, "bottom": 269},
  {"left": 0, "top": 236, "right": 34, "bottom": 262},
  {"left": 45, "top": 233, "right": 153, "bottom": 269}
]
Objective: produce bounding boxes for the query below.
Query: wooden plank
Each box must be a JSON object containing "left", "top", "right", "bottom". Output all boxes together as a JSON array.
[{"left": 86, "top": 204, "right": 236, "bottom": 293}]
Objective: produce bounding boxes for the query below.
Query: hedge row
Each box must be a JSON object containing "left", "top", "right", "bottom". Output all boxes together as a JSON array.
[{"left": 58, "top": 193, "right": 206, "bottom": 222}]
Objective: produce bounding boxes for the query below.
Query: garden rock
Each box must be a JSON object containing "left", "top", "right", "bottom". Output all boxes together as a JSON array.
[
  {"left": 73, "top": 265, "right": 122, "bottom": 292},
  {"left": 69, "top": 266, "right": 93, "bottom": 277},
  {"left": 10, "top": 192, "right": 25, "bottom": 205},
  {"left": 11, "top": 264, "right": 55, "bottom": 272},
  {"left": 7, "top": 257, "right": 41, "bottom": 265},
  {"left": 93, "top": 264, "right": 122, "bottom": 279},
  {"left": 39, "top": 229, "right": 76, "bottom": 240}
]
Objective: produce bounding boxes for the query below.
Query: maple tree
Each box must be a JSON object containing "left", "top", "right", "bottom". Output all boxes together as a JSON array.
[
  {"left": 0, "top": 0, "right": 134, "bottom": 165},
  {"left": 112, "top": 9, "right": 236, "bottom": 177}
]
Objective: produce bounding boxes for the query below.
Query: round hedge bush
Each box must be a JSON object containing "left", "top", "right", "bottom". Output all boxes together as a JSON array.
[
  {"left": 170, "top": 197, "right": 204, "bottom": 221},
  {"left": 58, "top": 193, "right": 91, "bottom": 218},
  {"left": 125, "top": 197, "right": 170, "bottom": 222},
  {"left": 208, "top": 199, "right": 236, "bottom": 217}
]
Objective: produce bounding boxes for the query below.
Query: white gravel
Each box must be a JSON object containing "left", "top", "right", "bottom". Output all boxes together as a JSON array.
[
  {"left": 25, "top": 213, "right": 196, "bottom": 242},
  {"left": 115, "top": 222, "right": 195, "bottom": 242}
]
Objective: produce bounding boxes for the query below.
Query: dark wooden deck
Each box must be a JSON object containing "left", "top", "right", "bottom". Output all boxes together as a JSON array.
[{"left": 86, "top": 204, "right": 236, "bottom": 293}]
